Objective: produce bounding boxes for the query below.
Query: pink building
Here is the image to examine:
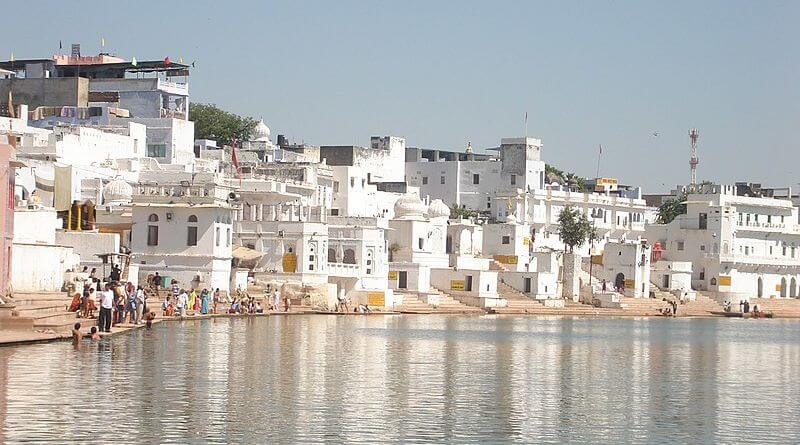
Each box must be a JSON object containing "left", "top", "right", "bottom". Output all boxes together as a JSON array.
[{"left": 0, "top": 136, "right": 19, "bottom": 297}]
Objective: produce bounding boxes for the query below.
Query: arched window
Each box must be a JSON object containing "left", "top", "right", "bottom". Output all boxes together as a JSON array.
[
  {"left": 147, "top": 214, "right": 159, "bottom": 246},
  {"left": 328, "top": 247, "right": 337, "bottom": 263},
  {"left": 187, "top": 214, "right": 198, "bottom": 246},
  {"left": 343, "top": 249, "right": 356, "bottom": 264}
]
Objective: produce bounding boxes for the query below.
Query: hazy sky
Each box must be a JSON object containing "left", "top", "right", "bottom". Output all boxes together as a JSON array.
[{"left": 4, "top": 1, "right": 799, "bottom": 192}]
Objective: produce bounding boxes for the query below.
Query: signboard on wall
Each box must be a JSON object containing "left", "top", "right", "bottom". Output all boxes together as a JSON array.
[
  {"left": 624, "top": 279, "right": 635, "bottom": 288},
  {"left": 718, "top": 275, "right": 731, "bottom": 286},
  {"left": 388, "top": 271, "right": 398, "bottom": 280},
  {"left": 450, "top": 280, "right": 465, "bottom": 291},
  {"left": 523, "top": 237, "right": 531, "bottom": 246},
  {"left": 282, "top": 253, "right": 297, "bottom": 273},
  {"left": 493, "top": 255, "right": 518, "bottom": 265},
  {"left": 367, "top": 291, "right": 385, "bottom": 307}
]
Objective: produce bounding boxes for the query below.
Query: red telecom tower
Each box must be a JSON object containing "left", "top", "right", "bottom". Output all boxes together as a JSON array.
[{"left": 689, "top": 128, "right": 700, "bottom": 185}]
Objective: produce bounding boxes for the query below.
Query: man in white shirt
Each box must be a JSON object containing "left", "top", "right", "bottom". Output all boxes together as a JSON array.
[
  {"left": 176, "top": 289, "right": 188, "bottom": 317},
  {"left": 98, "top": 284, "right": 115, "bottom": 332}
]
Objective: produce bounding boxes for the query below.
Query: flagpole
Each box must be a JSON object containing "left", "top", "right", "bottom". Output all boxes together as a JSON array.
[
  {"left": 524, "top": 112, "right": 528, "bottom": 139},
  {"left": 588, "top": 143, "right": 602, "bottom": 305}
]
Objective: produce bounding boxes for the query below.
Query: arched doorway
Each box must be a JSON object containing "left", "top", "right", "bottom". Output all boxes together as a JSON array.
[
  {"left": 614, "top": 273, "right": 625, "bottom": 292},
  {"left": 780, "top": 277, "right": 788, "bottom": 298},
  {"left": 757, "top": 277, "right": 763, "bottom": 298},
  {"left": 791, "top": 277, "right": 798, "bottom": 298}
]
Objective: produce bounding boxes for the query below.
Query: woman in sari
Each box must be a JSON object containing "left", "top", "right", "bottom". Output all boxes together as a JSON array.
[
  {"left": 188, "top": 289, "right": 197, "bottom": 313},
  {"left": 68, "top": 292, "right": 82, "bottom": 312},
  {"left": 200, "top": 288, "right": 210, "bottom": 314}
]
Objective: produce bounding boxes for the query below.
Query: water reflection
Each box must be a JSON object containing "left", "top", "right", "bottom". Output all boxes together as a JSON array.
[{"left": 0, "top": 316, "right": 798, "bottom": 444}]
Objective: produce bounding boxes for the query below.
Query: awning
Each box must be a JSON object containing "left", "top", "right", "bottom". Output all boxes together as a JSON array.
[{"left": 232, "top": 245, "right": 265, "bottom": 262}]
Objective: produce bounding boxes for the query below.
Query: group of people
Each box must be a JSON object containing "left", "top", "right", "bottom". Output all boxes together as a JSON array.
[
  {"left": 68, "top": 279, "right": 157, "bottom": 334},
  {"left": 161, "top": 284, "right": 218, "bottom": 317},
  {"left": 658, "top": 298, "right": 680, "bottom": 317}
]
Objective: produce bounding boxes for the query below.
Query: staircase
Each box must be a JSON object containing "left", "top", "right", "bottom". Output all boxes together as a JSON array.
[
  {"left": 428, "top": 287, "right": 484, "bottom": 313},
  {"left": 5, "top": 292, "right": 97, "bottom": 332},
  {"left": 489, "top": 260, "right": 510, "bottom": 271},
  {"left": 679, "top": 293, "right": 724, "bottom": 316},
  {"left": 393, "top": 293, "right": 436, "bottom": 314},
  {"left": 619, "top": 297, "right": 671, "bottom": 315},
  {"left": 749, "top": 298, "right": 800, "bottom": 318},
  {"left": 495, "top": 282, "right": 546, "bottom": 313}
]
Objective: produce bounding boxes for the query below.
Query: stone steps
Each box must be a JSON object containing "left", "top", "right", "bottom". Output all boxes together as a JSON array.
[{"left": 749, "top": 298, "right": 800, "bottom": 317}]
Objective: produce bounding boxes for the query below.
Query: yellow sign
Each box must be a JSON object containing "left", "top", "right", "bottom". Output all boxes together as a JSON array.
[
  {"left": 282, "top": 253, "right": 297, "bottom": 273},
  {"left": 624, "top": 279, "right": 635, "bottom": 288},
  {"left": 367, "top": 291, "right": 385, "bottom": 307},
  {"left": 388, "top": 270, "right": 398, "bottom": 280},
  {"left": 591, "top": 255, "right": 603, "bottom": 265},
  {"left": 776, "top": 284, "right": 782, "bottom": 292},
  {"left": 450, "top": 280, "right": 465, "bottom": 291},
  {"left": 523, "top": 237, "right": 531, "bottom": 246},
  {"left": 718, "top": 275, "right": 731, "bottom": 286},
  {"left": 493, "top": 255, "right": 518, "bottom": 265},
  {"left": 596, "top": 177, "right": 618, "bottom": 186}
]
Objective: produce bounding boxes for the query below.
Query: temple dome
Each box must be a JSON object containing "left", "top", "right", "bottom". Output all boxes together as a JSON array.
[
  {"left": 102, "top": 179, "right": 133, "bottom": 204},
  {"left": 427, "top": 199, "right": 450, "bottom": 219},
  {"left": 252, "top": 119, "right": 271, "bottom": 142},
  {"left": 393, "top": 193, "right": 428, "bottom": 219}
]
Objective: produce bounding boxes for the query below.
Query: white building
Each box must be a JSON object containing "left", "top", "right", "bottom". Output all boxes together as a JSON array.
[
  {"left": 130, "top": 184, "right": 234, "bottom": 293},
  {"left": 645, "top": 184, "right": 800, "bottom": 303}
]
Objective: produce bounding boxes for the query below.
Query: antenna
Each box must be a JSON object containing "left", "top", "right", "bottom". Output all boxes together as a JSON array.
[{"left": 689, "top": 128, "right": 700, "bottom": 185}]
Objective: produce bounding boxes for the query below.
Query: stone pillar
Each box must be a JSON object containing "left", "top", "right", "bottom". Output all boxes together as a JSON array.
[{"left": 562, "top": 252, "right": 581, "bottom": 303}]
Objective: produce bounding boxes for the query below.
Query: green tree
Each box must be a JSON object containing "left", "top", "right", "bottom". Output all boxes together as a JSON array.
[
  {"left": 557, "top": 206, "right": 594, "bottom": 252},
  {"left": 657, "top": 194, "right": 687, "bottom": 224},
  {"left": 189, "top": 103, "right": 257, "bottom": 146},
  {"left": 449, "top": 204, "right": 478, "bottom": 220}
]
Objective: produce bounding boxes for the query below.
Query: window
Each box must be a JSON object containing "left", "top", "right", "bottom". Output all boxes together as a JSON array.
[
  {"left": 473, "top": 174, "right": 480, "bottom": 184},
  {"left": 147, "top": 213, "right": 159, "bottom": 246},
  {"left": 147, "top": 225, "right": 159, "bottom": 246},
  {"left": 187, "top": 227, "right": 198, "bottom": 246},
  {"left": 422, "top": 176, "right": 428, "bottom": 185},
  {"left": 700, "top": 245, "right": 705, "bottom": 251},
  {"left": 328, "top": 248, "right": 337, "bottom": 263},
  {"left": 418, "top": 238, "right": 424, "bottom": 249},
  {"left": 502, "top": 236, "right": 510, "bottom": 244},
  {"left": 510, "top": 174, "right": 516, "bottom": 185},
  {"left": 350, "top": 177, "right": 355, "bottom": 188},
  {"left": 308, "top": 255, "right": 315, "bottom": 271},
  {"left": 227, "top": 228, "right": 231, "bottom": 246},
  {"left": 440, "top": 176, "right": 445, "bottom": 185},
  {"left": 677, "top": 241, "right": 685, "bottom": 251},
  {"left": 343, "top": 249, "right": 356, "bottom": 264},
  {"left": 330, "top": 209, "right": 339, "bottom": 216},
  {"left": 146, "top": 144, "right": 167, "bottom": 158},
  {"left": 215, "top": 227, "right": 220, "bottom": 246},
  {"left": 333, "top": 181, "right": 339, "bottom": 193},
  {"left": 187, "top": 215, "right": 198, "bottom": 246}
]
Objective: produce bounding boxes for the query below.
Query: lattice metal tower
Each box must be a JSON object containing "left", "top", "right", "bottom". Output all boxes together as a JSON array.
[{"left": 689, "top": 128, "right": 700, "bottom": 185}]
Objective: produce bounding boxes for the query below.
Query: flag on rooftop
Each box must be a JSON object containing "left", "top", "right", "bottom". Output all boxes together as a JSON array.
[{"left": 131, "top": 57, "right": 137, "bottom": 67}]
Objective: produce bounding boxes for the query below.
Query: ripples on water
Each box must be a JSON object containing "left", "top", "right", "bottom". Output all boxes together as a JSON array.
[{"left": 0, "top": 315, "right": 799, "bottom": 444}]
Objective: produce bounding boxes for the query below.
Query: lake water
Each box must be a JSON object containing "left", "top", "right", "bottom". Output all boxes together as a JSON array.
[{"left": 0, "top": 315, "right": 799, "bottom": 444}]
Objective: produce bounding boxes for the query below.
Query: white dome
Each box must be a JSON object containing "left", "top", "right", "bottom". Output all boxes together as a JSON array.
[
  {"left": 252, "top": 119, "right": 271, "bottom": 142},
  {"left": 427, "top": 199, "right": 450, "bottom": 219},
  {"left": 393, "top": 193, "right": 428, "bottom": 219},
  {"left": 102, "top": 179, "right": 133, "bottom": 204}
]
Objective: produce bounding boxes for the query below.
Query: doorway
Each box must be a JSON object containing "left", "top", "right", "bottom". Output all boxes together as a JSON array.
[
  {"left": 465, "top": 275, "right": 473, "bottom": 292},
  {"left": 524, "top": 277, "right": 532, "bottom": 293},
  {"left": 398, "top": 271, "right": 408, "bottom": 289}
]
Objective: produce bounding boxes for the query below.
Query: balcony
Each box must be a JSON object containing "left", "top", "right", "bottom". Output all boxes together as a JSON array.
[
  {"left": 736, "top": 220, "right": 800, "bottom": 233},
  {"left": 328, "top": 262, "right": 361, "bottom": 277},
  {"left": 708, "top": 252, "right": 800, "bottom": 267}
]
